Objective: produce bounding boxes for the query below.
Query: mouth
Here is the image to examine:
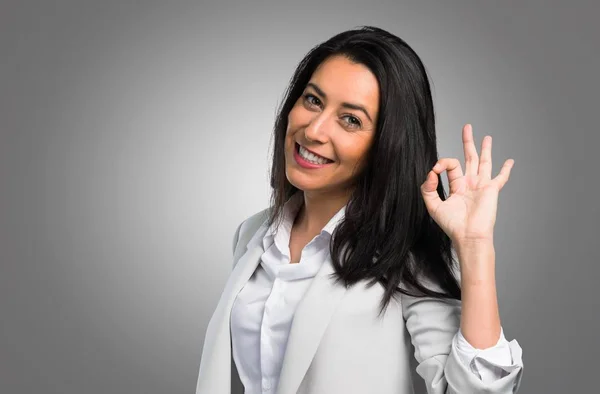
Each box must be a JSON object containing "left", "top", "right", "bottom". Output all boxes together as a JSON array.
[
  {"left": 294, "top": 142, "right": 335, "bottom": 168},
  {"left": 295, "top": 142, "right": 335, "bottom": 163}
]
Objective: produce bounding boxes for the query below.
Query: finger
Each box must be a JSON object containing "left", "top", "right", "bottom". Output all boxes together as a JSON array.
[
  {"left": 491, "top": 159, "right": 515, "bottom": 190},
  {"left": 421, "top": 170, "right": 443, "bottom": 214},
  {"left": 463, "top": 124, "right": 479, "bottom": 177},
  {"left": 433, "top": 157, "right": 463, "bottom": 185},
  {"left": 478, "top": 135, "right": 493, "bottom": 180}
]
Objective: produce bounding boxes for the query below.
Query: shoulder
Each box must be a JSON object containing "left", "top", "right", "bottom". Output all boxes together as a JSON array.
[
  {"left": 232, "top": 207, "right": 272, "bottom": 256},
  {"left": 237, "top": 207, "right": 272, "bottom": 236}
]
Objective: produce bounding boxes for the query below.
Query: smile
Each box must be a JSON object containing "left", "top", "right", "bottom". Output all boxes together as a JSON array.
[{"left": 294, "top": 143, "right": 335, "bottom": 168}]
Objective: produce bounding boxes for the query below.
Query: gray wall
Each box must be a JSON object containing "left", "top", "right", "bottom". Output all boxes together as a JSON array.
[{"left": 1, "top": 0, "right": 597, "bottom": 393}]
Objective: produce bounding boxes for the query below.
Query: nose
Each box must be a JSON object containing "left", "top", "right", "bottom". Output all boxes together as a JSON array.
[{"left": 303, "top": 112, "right": 330, "bottom": 144}]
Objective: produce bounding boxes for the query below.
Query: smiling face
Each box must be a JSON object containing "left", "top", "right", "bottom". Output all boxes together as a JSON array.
[{"left": 284, "top": 55, "right": 380, "bottom": 197}]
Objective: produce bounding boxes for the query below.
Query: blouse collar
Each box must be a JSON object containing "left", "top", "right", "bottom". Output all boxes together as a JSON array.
[{"left": 263, "top": 190, "right": 347, "bottom": 248}]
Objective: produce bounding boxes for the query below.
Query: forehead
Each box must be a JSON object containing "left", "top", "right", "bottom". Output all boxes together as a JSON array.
[{"left": 308, "top": 55, "right": 380, "bottom": 114}]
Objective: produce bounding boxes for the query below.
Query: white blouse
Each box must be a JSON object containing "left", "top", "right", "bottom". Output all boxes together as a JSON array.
[{"left": 230, "top": 191, "right": 518, "bottom": 394}]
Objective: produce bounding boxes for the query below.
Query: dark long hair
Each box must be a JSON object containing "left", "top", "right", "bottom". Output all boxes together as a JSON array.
[{"left": 267, "top": 25, "right": 461, "bottom": 317}]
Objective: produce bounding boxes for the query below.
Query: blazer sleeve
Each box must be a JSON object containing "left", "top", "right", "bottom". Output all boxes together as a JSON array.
[
  {"left": 401, "top": 274, "right": 524, "bottom": 394},
  {"left": 454, "top": 326, "right": 522, "bottom": 384}
]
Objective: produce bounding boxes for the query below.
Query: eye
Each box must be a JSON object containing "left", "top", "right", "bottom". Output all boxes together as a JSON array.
[
  {"left": 342, "top": 115, "right": 362, "bottom": 129},
  {"left": 303, "top": 93, "right": 321, "bottom": 107}
]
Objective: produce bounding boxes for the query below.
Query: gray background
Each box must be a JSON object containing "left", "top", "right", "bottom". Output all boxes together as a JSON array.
[{"left": 1, "top": 0, "right": 598, "bottom": 393}]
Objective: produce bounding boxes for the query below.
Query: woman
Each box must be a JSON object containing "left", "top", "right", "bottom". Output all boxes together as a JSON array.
[{"left": 196, "top": 26, "right": 524, "bottom": 394}]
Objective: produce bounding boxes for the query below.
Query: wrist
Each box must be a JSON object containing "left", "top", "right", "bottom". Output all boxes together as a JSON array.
[
  {"left": 455, "top": 240, "right": 496, "bottom": 282},
  {"left": 455, "top": 238, "right": 495, "bottom": 255}
]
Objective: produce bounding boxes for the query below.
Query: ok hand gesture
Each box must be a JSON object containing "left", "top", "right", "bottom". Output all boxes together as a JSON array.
[{"left": 420, "top": 124, "right": 515, "bottom": 246}]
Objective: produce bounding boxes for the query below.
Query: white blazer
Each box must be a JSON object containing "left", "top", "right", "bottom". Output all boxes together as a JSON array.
[{"left": 195, "top": 208, "right": 524, "bottom": 394}]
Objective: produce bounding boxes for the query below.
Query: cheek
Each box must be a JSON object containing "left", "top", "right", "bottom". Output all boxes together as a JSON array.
[
  {"left": 288, "top": 103, "right": 314, "bottom": 128},
  {"left": 288, "top": 103, "right": 301, "bottom": 122},
  {"left": 286, "top": 112, "right": 299, "bottom": 136},
  {"left": 336, "top": 140, "right": 370, "bottom": 164}
]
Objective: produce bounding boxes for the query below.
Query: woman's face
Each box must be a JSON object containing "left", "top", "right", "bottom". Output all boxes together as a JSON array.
[{"left": 285, "top": 55, "right": 380, "bottom": 196}]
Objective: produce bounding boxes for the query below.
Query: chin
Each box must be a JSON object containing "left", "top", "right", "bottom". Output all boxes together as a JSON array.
[
  {"left": 285, "top": 171, "right": 312, "bottom": 191},
  {"left": 285, "top": 168, "right": 321, "bottom": 191}
]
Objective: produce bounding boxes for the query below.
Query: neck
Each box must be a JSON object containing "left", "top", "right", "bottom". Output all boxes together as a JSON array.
[{"left": 294, "top": 188, "right": 352, "bottom": 234}]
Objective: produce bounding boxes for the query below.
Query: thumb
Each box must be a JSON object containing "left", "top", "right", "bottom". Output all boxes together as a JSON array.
[{"left": 421, "top": 170, "right": 442, "bottom": 214}]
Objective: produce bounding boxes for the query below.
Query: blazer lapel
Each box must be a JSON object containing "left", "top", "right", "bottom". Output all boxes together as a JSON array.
[
  {"left": 196, "top": 221, "right": 269, "bottom": 394},
  {"left": 276, "top": 254, "right": 349, "bottom": 394}
]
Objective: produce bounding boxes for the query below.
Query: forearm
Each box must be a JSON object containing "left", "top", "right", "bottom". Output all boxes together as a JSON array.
[{"left": 456, "top": 241, "right": 501, "bottom": 349}]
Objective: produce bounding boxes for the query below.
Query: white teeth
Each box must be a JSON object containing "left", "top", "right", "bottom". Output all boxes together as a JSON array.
[{"left": 299, "top": 145, "right": 330, "bottom": 164}]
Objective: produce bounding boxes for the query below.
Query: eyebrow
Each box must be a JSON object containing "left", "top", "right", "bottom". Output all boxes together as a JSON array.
[{"left": 306, "top": 82, "right": 373, "bottom": 123}]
